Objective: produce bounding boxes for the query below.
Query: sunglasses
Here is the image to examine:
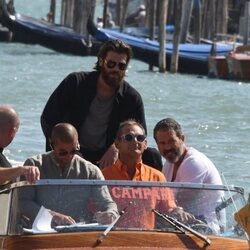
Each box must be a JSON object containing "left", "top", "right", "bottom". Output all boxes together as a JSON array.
[
  {"left": 52, "top": 143, "right": 80, "bottom": 157},
  {"left": 105, "top": 60, "right": 127, "bottom": 71},
  {"left": 120, "top": 133, "right": 146, "bottom": 142},
  {"left": 58, "top": 148, "right": 79, "bottom": 157}
]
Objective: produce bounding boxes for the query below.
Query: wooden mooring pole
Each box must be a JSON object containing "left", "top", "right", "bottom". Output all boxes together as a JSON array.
[
  {"left": 49, "top": 0, "right": 56, "bottom": 23},
  {"left": 158, "top": 0, "right": 168, "bottom": 72},
  {"left": 170, "top": 0, "right": 184, "bottom": 73},
  {"left": 148, "top": 0, "right": 157, "bottom": 71}
]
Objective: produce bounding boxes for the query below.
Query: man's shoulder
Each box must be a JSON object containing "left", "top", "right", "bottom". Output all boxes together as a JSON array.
[
  {"left": 102, "top": 164, "right": 116, "bottom": 174},
  {"left": 74, "top": 155, "right": 102, "bottom": 174},
  {"left": 183, "top": 147, "right": 220, "bottom": 178},
  {"left": 143, "top": 163, "right": 166, "bottom": 181},
  {"left": 24, "top": 152, "right": 52, "bottom": 166},
  {"left": 0, "top": 151, "right": 12, "bottom": 168},
  {"left": 186, "top": 147, "right": 214, "bottom": 165},
  {"left": 66, "top": 71, "right": 98, "bottom": 84},
  {"left": 120, "top": 80, "right": 141, "bottom": 97},
  {"left": 101, "top": 162, "right": 120, "bottom": 180},
  {"left": 183, "top": 148, "right": 221, "bottom": 183}
]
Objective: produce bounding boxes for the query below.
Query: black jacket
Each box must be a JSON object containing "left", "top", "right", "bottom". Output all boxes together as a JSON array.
[
  {"left": 41, "top": 71, "right": 147, "bottom": 163},
  {"left": 0, "top": 148, "right": 12, "bottom": 168}
]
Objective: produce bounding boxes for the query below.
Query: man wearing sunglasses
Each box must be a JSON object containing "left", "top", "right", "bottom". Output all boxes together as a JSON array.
[
  {"left": 41, "top": 40, "right": 162, "bottom": 170},
  {"left": 102, "top": 120, "right": 195, "bottom": 229},
  {"left": 20, "top": 123, "right": 118, "bottom": 226}
]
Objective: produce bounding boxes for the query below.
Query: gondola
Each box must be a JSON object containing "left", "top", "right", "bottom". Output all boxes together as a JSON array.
[
  {"left": 0, "top": 1, "right": 101, "bottom": 56},
  {"left": 87, "top": 18, "right": 234, "bottom": 75}
]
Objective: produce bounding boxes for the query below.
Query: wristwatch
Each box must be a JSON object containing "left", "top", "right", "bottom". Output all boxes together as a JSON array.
[{"left": 168, "top": 206, "right": 184, "bottom": 213}]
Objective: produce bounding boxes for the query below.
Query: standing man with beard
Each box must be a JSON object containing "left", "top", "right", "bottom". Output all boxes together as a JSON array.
[{"left": 41, "top": 40, "right": 162, "bottom": 169}]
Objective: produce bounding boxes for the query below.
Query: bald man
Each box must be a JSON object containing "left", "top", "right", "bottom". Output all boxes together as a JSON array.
[
  {"left": 0, "top": 105, "right": 40, "bottom": 185},
  {"left": 20, "top": 122, "right": 118, "bottom": 227}
]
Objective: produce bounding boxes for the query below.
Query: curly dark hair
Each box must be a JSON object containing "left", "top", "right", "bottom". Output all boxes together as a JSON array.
[
  {"left": 153, "top": 118, "right": 183, "bottom": 140},
  {"left": 94, "top": 40, "right": 133, "bottom": 71}
]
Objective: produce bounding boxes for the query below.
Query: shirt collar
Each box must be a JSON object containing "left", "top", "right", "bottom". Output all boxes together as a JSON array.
[
  {"left": 116, "top": 80, "right": 125, "bottom": 96},
  {"left": 116, "top": 158, "right": 144, "bottom": 180},
  {"left": 50, "top": 151, "right": 74, "bottom": 172}
]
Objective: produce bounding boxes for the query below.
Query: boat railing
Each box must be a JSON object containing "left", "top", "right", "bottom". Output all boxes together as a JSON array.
[
  {"left": 0, "top": 179, "right": 245, "bottom": 194},
  {"left": 0, "top": 180, "right": 247, "bottom": 241}
]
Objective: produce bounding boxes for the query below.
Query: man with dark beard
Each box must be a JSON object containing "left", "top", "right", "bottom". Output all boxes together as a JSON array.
[
  {"left": 153, "top": 118, "right": 221, "bottom": 184},
  {"left": 41, "top": 40, "right": 162, "bottom": 169},
  {"left": 153, "top": 118, "right": 224, "bottom": 233}
]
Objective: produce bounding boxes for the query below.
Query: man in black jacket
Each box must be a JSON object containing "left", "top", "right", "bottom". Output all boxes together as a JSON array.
[{"left": 41, "top": 40, "right": 162, "bottom": 170}]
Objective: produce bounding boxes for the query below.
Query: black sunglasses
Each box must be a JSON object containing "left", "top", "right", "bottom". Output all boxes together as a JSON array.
[
  {"left": 58, "top": 148, "right": 79, "bottom": 157},
  {"left": 51, "top": 143, "right": 80, "bottom": 156},
  {"left": 121, "top": 133, "right": 146, "bottom": 142},
  {"left": 105, "top": 60, "right": 127, "bottom": 71}
]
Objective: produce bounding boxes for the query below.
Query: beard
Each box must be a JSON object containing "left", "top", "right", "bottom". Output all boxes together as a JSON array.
[
  {"left": 163, "top": 148, "right": 181, "bottom": 163},
  {"left": 101, "top": 67, "right": 125, "bottom": 89}
]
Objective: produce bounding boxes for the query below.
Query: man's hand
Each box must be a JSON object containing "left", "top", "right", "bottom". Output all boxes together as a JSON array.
[
  {"left": 50, "top": 211, "right": 76, "bottom": 226},
  {"left": 97, "top": 144, "right": 119, "bottom": 169},
  {"left": 168, "top": 207, "right": 196, "bottom": 223},
  {"left": 94, "top": 211, "right": 116, "bottom": 224},
  {"left": 20, "top": 166, "right": 40, "bottom": 183}
]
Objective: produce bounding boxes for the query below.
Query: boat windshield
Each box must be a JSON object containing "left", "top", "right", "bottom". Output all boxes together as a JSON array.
[{"left": 0, "top": 180, "right": 247, "bottom": 240}]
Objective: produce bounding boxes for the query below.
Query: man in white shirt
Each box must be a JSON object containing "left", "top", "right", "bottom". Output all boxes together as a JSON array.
[{"left": 153, "top": 118, "right": 224, "bottom": 233}]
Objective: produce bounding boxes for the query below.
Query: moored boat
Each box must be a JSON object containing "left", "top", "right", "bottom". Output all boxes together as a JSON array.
[
  {"left": 208, "top": 45, "right": 250, "bottom": 81},
  {"left": 0, "top": 180, "right": 249, "bottom": 249},
  {"left": 226, "top": 52, "right": 250, "bottom": 81},
  {"left": 87, "top": 18, "right": 234, "bottom": 75},
  {"left": 208, "top": 55, "right": 229, "bottom": 79},
  {"left": 0, "top": 1, "right": 101, "bottom": 56}
]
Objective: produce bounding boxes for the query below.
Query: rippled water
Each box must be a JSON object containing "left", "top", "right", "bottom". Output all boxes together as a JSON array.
[{"left": 1, "top": 1, "right": 250, "bottom": 197}]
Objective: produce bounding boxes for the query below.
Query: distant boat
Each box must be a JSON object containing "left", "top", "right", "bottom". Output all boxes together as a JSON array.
[
  {"left": 208, "top": 45, "right": 250, "bottom": 81},
  {"left": 87, "top": 18, "right": 234, "bottom": 75},
  {"left": 0, "top": 1, "right": 101, "bottom": 56},
  {"left": 227, "top": 52, "right": 250, "bottom": 81}
]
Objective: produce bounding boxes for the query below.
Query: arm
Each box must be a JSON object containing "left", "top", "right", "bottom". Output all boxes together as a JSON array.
[
  {"left": 40, "top": 73, "right": 78, "bottom": 150},
  {"left": 128, "top": 89, "right": 147, "bottom": 134},
  {"left": 97, "top": 143, "right": 119, "bottom": 169},
  {"left": 99, "top": 85, "right": 146, "bottom": 168},
  {"left": 49, "top": 210, "right": 76, "bottom": 226},
  {"left": 91, "top": 168, "right": 118, "bottom": 224},
  {"left": 19, "top": 158, "right": 44, "bottom": 223},
  {"left": 156, "top": 176, "right": 196, "bottom": 224},
  {"left": 0, "top": 166, "right": 40, "bottom": 184}
]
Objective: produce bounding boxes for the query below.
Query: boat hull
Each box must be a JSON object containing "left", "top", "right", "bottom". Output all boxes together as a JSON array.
[
  {"left": 1, "top": 231, "right": 248, "bottom": 250},
  {"left": 86, "top": 18, "right": 233, "bottom": 75},
  {"left": 227, "top": 53, "right": 250, "bottom": 81},
  {"left": 208, "top": 56, "right": 229, "bottom": 79},
  {"left": 131, "top": 46, "right": 208, "bottom": 75},
  {"left": 0, "top": 2, "right": 101, "bottom": 56}
]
